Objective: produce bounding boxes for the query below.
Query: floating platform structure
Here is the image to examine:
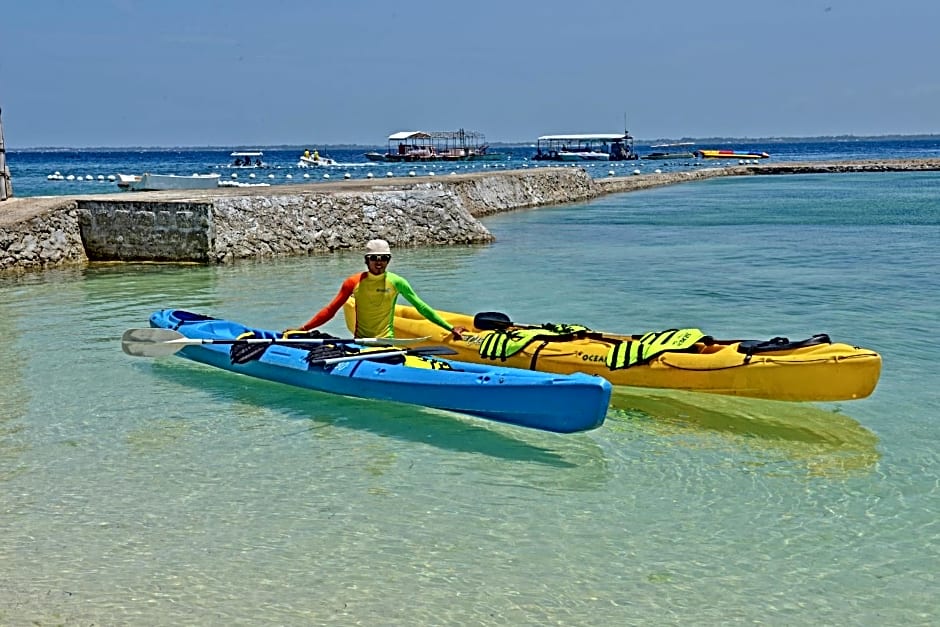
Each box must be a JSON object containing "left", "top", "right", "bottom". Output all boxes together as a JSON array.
[{"left": 364, "top": 129, "right": 505, "bottom": 162}]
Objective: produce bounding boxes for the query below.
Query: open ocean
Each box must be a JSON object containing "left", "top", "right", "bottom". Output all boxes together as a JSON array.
[
  {"left": 1, "top": 139, "right": 939, "bottom": 624},
  {"left": 7, "top": 137, "right": 940, "bottom": 198}
]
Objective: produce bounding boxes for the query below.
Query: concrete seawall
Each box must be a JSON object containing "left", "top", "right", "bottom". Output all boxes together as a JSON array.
[
  {"left": 0, "top": 168, "right": 599, "bottom": 273},
  {"left": 2, "top": 159, "right": 939, "bottom": 274}
]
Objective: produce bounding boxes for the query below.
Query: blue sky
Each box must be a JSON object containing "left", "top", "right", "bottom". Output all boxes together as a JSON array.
[{"left": 2, "top": 0, "right": 939, "bottom": 147}]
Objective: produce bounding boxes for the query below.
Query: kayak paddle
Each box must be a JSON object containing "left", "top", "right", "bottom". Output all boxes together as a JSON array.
[
  {"left": 121, "top": 328, "right": 430, "bottom": 358},
  {"left": 473, "top": 311, "right": 525, "bottom": 331},
  {"left": 307, "top": 345, "right": 458, "bottom": 366}
]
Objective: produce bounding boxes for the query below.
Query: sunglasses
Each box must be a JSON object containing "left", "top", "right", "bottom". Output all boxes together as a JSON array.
[{"left": 365, "top": 254, "right": 391, "bottom": 262}]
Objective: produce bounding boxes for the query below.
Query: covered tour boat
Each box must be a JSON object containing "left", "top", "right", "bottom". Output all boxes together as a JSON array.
[
  {"left": 364, "top": 129, "right": 504, "bottom": 162},
  {"left": 532, "top": 133, "right": 639, "bottom": 161}
]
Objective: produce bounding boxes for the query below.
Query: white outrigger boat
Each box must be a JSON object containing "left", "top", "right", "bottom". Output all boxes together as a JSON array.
[
  {"left": 229, "top": 151, "right": 267, "bottom": 168},
  {"left": 116, "top": 173, "right": 142, "bottom": 189},
  {"left": 121, "top": 172, "right": 220, "bottom": 191}
]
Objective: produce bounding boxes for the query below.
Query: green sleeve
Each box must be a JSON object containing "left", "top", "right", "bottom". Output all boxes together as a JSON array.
[{"left": 388, "top": 273, "right": 453, "bottom": 332}]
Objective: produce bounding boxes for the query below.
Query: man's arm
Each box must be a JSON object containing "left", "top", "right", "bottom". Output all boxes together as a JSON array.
[
  {"left": 389, "top": 274, "right": 454, "bottom": 333},
  {"left": 299, "top": 275, "right": 358, "bottom": 331}
]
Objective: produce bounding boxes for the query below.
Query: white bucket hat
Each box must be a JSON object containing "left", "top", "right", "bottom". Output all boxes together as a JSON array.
[{"left": 364, "top": 239, "right": 392, "bottom": 256}]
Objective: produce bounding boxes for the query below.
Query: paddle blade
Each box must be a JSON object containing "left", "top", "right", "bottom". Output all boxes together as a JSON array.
[
  {"left": 121, "top": 328, "right": 189, "bottom": 357},
  {"left": 123, "top": 328, "right": 186, "bottom": 343},
  {"left": 473, "top": 311, "right": 514, "bottom": 331}
]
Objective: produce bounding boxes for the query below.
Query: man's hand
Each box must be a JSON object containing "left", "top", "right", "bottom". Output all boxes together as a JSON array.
[{"left": 451, "top": 325, "right": 467, "bottom": 341}]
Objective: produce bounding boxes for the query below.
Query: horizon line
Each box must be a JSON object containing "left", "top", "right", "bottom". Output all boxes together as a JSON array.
[{"left": 8, "top": 133, "right": 940, "bottom": 152}]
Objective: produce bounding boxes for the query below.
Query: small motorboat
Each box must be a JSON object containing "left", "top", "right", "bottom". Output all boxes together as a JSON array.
[
  {"left": 297, "top": 149, "right": 338, "bottom": 167},
  {"left": 124, "top": 309, "right": 612, "bottom": 433},
  {"left": 644, "top": 142, "right": 696, "bottom": 160}
]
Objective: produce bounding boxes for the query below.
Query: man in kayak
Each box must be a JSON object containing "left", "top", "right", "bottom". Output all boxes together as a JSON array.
[{"left": 294, "top": 239, "right": 465, "bottom": 340}]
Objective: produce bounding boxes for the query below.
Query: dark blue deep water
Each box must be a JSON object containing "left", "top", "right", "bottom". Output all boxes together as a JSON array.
[{"left": 7, "top": 137, "right": 940, "bottom": 197}]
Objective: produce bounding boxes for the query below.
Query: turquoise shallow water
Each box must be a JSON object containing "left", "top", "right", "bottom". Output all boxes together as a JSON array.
[{"left": 1, "top": 172, "right": 939, "bottom": 624}]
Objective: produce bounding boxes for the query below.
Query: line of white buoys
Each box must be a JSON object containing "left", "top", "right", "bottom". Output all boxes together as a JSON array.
[
  {"left": 36, "top": 169, "right": 470, "bottom": 185},
  {"left": 49, "top": 171, "right": 125, "bottom": 181}
]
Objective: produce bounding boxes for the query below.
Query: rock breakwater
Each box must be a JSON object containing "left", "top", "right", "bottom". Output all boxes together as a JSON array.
[{"left": 0, "top": 169, "right": 602, "bottom": 273}]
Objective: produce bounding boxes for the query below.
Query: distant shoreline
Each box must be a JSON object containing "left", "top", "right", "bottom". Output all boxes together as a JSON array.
[{"left": 8, "top": 134, "right": 940, "bottom": 152}]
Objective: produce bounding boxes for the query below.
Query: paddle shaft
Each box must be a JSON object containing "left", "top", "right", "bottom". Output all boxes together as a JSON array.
[
  {"left": 121, "top": 328, "right": 429, "bottom": 358},
  {"left": 309, "top": 346, "right": 455, "bottom": 366},
  {"left": 170, "top": 337, "right": 379, "bottom": 347}
]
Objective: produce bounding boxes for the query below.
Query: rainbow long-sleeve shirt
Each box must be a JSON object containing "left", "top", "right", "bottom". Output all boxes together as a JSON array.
[{"left": 300, "top": 271, "right": 454, "bottom": 338}]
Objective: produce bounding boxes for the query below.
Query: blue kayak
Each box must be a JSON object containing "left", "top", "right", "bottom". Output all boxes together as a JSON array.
[{"left": 142, "top": 309, "right": 611, "bottom": 433}]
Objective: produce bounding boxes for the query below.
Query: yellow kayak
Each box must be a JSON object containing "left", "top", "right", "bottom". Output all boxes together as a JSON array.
[{"left": 343, "top": 301, "right": 881, "bottom": 402}]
